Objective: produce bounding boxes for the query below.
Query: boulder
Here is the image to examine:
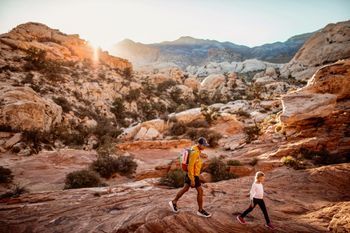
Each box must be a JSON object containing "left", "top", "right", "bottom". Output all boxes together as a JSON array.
[
  {"left": 280, "top": 93, "right": 337, "bottom": 125},
  {"left": 168, "top": 108, "right": 204, "bottom": 124},
  {"left": 4, "top": 133, "right": 22, "bottom": 149},
  {"left": 0, "top": 86, "right": 62, "bottom": 132},
  {"left": 200, "top": 74, "right": 225, "bottom": 90},
  {"left": 184, "top": 77, "right": 200, "bottom": 90}
]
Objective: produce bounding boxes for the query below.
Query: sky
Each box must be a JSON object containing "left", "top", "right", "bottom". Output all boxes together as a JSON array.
[{"left": 0, "top": 0, "right": 349, "bottom": 50}]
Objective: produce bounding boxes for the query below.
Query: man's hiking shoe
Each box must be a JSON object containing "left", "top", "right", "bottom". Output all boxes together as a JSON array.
[
  {"left": 265, "top": 223, "right": 275, "bottom": 230},
  {"left": 168, "top": 201, "right": 179, "bottom": 213},
  {"left": 236, "top": 215, "right": 247, "bottom": 224},
  {"left": 197, "top": 209, "right": 212, "bottom": 218}
]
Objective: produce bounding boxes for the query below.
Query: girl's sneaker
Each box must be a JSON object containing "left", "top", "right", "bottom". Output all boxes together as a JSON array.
[
  {"left": 197, "top": 209, "right": 212, "bottom": 218},
  {"left": 236, "top": 215, "right": 247, "bottom": 224},
  {"left": 265, "top": 223, "right": 275, "bottom": 230}
]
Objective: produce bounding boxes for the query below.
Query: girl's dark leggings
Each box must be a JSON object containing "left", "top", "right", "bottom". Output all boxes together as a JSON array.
[{"left": 240, "top": 198, "right": 270, "bottom": 224}]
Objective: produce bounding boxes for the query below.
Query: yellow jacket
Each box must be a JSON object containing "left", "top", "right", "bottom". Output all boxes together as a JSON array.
[{"left": 187, "top": 145, "right": 203, "bottom": 181}]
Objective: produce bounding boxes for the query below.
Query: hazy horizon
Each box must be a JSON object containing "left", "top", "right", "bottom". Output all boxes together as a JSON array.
[{"left": 0, "top": 0, "right": 349, "bottom": 50}]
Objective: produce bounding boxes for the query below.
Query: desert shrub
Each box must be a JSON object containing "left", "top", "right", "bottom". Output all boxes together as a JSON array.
[
  {"left": 249, "top": 158, "right": 259, "bottom": 166},
  {"left": 160, "top": 169, "right": 185, "bottom": 188},
  {"left": 186, "top": 120, "right": 209, "bottom": 128},
  {"left": 114, "top": 156, "right": 138, "bottom": 176},
  {"left": 23, "top": 47, "right": 66, "bottom": 82},
  {"left": 197, "top": 90, "right": 212, "bottom": 105},
  {"left": 138, "top": 101, "right": 157, "bottom": 121},
  {"left": 169, "top": 87, "right": 183, "bottom": 104},
  {"left": 125, "top": 89, "right": 141, "bottom": 102},
  {"left": 208, "top": 157, "right": 237, "bottom": 182},
  {"left": 111, "top": 98, "right": 126, "bottom": 126},
  {"left": 186, "top": 128, "right": 222, "bottom": 147},
  {"left": 64, "top": 169, "right": 103, "bottom": 189},
  {"left": 201, "top": 105, "right": 220, "bottom": 124},
  {"left": 235, "top": 109, "right": 251, "bottom": 118},
  {"left": 281, "top": 156, "right": 305, "bottom": 170},
  {"left": 0, "top": 184, "right": 28, "bottom": 199},
  {"left": 244, "top": 122, "right": 261, "bottom": 143},
  {"left": 299, "top": 147, "right": 348, "bottom": 165},
  {"left": 157, "top": 79, "right": 177, "bottom": 92},
  {"left": 169, "top": 122, "right": 187, "bottom": 136},
  {"left": 0, "top": 166, "right": 13, "bottom": 183},
  {"left": 90, "top": 155, "right": 137, "bottom": 178},
  {"left": 227, "top": 160, "right": 241, "bottom": 166},
  {"left": 123, "top": 67, "right": 132, "bottom": 79},
  {"left": 22, "top": 130, "right": 52, "bottom": 154},
  {"left": 52, "top": 96, "right": 71, "bottom": 113}
]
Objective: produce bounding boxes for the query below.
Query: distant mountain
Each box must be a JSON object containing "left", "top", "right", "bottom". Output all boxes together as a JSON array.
[{"left": 110, "top": 33, "right": 314, "bottom": 68}]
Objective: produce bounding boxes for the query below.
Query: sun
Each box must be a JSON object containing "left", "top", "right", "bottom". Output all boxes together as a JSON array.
[{"left": 88, "top": 40, "right": 100, "bottom": 63}]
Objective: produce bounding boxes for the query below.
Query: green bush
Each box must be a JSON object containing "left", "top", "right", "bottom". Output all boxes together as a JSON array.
[
  {"left": 170, "top": 122, "right": 187, "bottom": 136},
  {"left": 0, "top": 166, "right": 13, "bottom": 183},
  {"left": 281, "top": 156, "right": 305, "bottom": 170},
  {"left": 227, "top": 160, "right": 241, "bottom": 166},
  {"left": 90, "top": 155, "right": 137, "bottom": 178},
  {"left": 64, "top": 169, "right": 103, "bottom": 189},
  {"left": 160, "top": 169, "right": 185, "bottom": 188},
  {"left": 0, "top": 184, "right": 28, "bottom": 199},
  {"left": 208, "top": 157, "right": 237, "bottom": 182},
  {"left": 244, "top": 123, "right": 261, "bottom": 143}
]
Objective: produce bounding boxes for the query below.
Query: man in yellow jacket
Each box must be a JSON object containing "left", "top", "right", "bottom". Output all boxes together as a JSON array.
[{"left": 169, "top": 137, "right": 212, "bottom": 217}]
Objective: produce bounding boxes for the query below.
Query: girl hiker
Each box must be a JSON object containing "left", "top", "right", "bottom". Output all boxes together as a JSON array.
[
  {"left": 168, "top": 137, "right": 212, "bottom": 218},
  {"left": 237, "top": 171, "right": 275, "bottom": 230}
]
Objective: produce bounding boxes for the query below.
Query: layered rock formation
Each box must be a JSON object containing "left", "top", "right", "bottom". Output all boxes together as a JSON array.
[
  {"left": 0, "top": 22, "right": 131, "bottom": 71},
  {"left": 279, "top": 59, "right": 350, "bottom": 156},
  {"left": 281, "top": 20, "right": 350, "bottom": 81},
  {"left": 1, "top": 164, "right": 349, "bottom": 232}
]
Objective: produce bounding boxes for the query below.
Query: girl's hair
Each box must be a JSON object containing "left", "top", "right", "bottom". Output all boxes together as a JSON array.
[{"left": 255, "top": 171, "right": 265, "bottom": 182}]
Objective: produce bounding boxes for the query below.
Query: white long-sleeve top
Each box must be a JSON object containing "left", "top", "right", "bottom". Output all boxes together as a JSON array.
[{"left": 250, "top": 182, "right": 264, "bottom": 200}]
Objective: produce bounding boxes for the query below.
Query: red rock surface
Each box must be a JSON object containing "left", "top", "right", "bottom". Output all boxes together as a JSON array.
[{"left": 0, "top": 164, "right": 349, "bottom": 233}]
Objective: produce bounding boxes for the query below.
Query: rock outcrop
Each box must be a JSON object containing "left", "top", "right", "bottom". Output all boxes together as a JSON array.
[
  {"left": 0, "top": 85, "right": 62, "bottom": 131},
  {"left": 0, "top": 22, "right": 132, "bottom": 71},
  {"left": 281, "top": 20, "right": 350, "bottom": 81},
  {"left": 279, "top": 59, "right": 350, "bottom": 155}
]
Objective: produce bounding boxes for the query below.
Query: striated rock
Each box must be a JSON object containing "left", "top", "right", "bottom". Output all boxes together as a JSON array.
[
  {"left": 279, "top": 59, "right": 350, "bottom": 156},
  {"left": 281, "top": 20, "right": 350, "bottom": 80},
  {"left": 1, "top": 164, "right": 349, "bottom": 232},
  {"left": 4, "top": 133, "right": 22, "bottom": 149},
  {"left": 280, "top": 92, "right": 337, "bottom": 125},
  {"left": 0, "top": 86, "right": 62, "bottom": 132},
  {"left": 228, "top": 165, "right": 254, "bottom": 177}
]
